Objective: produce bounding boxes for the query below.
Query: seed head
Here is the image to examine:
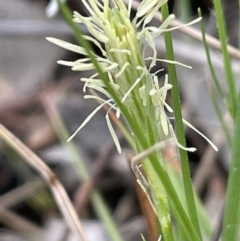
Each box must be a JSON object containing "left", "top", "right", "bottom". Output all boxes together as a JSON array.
[{"left": 47, "top": 0, "right": 218, "bottom": 152}]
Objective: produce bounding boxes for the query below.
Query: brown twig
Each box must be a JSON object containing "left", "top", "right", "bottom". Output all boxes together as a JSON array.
[
  {"left": 0, "top": 178, "right": 44, "bottom": 208},
  {"left": 127, "top": 153, "right": 158, "bottom": 241},
  {"left": 73, "top": 140, "right": 116, "bottom": 214},
  {"left": 0, "top": 205, "right": 42, "bottom": 233},
  {"left": 0, "top": 76, "right": 80, "bottom": 128},
  {"left": 0, "top": 124, "right": 88, "bottom": 241},
  {"left": 193, "top": 130, "right": 225, "bottom": 194}
]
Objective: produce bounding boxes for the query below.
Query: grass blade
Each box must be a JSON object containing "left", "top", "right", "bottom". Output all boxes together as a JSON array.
[
  {"left": 198, "top": 8, "right": 231, "bottom": 146},
  {"left": 222, "top": 92, "right": 240, "bottom": 241},
  {"left": 213, "top": 0, "right": 237, "bottom": 117},
  {"left": 198, "top": 9, "right": 225, "bottom": 101},
  {"left": 161, "top": 3, "right": 202, "bottom": 239}
]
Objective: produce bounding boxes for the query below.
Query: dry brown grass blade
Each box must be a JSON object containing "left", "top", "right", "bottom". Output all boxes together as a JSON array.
[
  {"left": 0, "top": 178, "right": 44, "bottom": 208},
  {"left": 0, "top": 205, "right": 42, "bottom": 233},
  {"left": 0, "top": 124, "right": 88, "bottom": 241},
  {"left": 127, "top": 154, "right": 158, "bottom": 241},
  {"left": 126, "top": 0, "right": 240, "bottom": 60}
]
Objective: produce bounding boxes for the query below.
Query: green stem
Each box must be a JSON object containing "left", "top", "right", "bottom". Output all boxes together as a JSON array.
[
  {"left": 209, "top": 89, "right": 232, "bottom": 146},
  {"left": 213, "top": 0, "right": 237, "bottom": 118},
  {"left": 198, "top": 9, "right": 226, "bottom": 101},
  {"left": 222, "top": 92, "right": 240, "bottom": 241},
  {"left": 178, "top": 0, "right": 190, "bottom": 22},
  {"left": 198, "top": 8, "right": 231, "bottom": 146},
  {"left": 161, "top": 3, "right": 202, "bottom": 239}
]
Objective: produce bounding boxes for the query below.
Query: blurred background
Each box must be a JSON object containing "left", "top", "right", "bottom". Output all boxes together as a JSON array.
[{"left": 0, "top": 0, "right": 239, "bottom": 240}]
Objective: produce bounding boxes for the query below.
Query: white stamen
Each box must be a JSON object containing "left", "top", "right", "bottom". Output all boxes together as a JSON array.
[
  {"left": 160, "top": 109, "right": 169, "bottom": 136},
  {"left": 161, "top": 75, "right": 169, "bottom": 102},
  {"left": 128, "top": 0, "right": 133, "bottom": 16},
  {"left": 57, "top": 60, "right": 76, "bottom": 67},
  {"left": 145, "top": 57, "right": 192, "bottom": 69},
  {"left": 82, "top": 73, "right": 99, "bottom": 92},
  {"left": 67, "top": 99, "right": 112, "bottom": 142},
  {"left": 83, "top": 35, "right": 106, "bottom": 56},
  {"left": 105, "top": 63, "right": 119, "bottom": 71},
  {"left": 46, "top": 37, "right": 88, "bottom": 55},
  {"left": 161, "top": 99, "right": 173, "bottom": 113},
  {"left": 151, "top": 17, "right": 202, "bottom": 38},
  {"left": 106, "top": 114, "right": 121, "bottom": 153},
  {"left": 139, "top": 85, "right": 147, "bottom": 106},
  {"left": 143, "top": 0, "right": 167, "bottom": 28},
  {"left": 110, "top": 49, "right": 131, "bottom": 55},
  {"left": 137, "top": 0, "right": 160, "bottom": 18},
  {"left": 115, "top": 62, "right": 130, "bottom": 78},
  {"left": 116, "top": 108, "right": 121, "bottom": 118},
  {"left": 86, "top": 84, "right": 112, "bottom": 99},
  {"left": 122, "top": 69, "right": 146, "bottom": 102},
  {"left": 152, "top": 69, "right": 164, "bottom": 76},
  {"left": 144, "top": 31, "right": 157, "bottom": 69},
  {"left": 84, "top": 95, "right": 117, "bottom": 110},
  {"left": 72, "top": 63, "right": 96, "bottom": 71},
  {"left": 169, "top": 124, "right": 196, "bottom": 152},
  {"left": 57, "top": 58, "right": 90, "bottom": 67},
  {"left": 182, "top": 119, "right": 218, "bottom": 151},
  {"left": 108, "top": 72, "right": 114, "bottom": 84}
]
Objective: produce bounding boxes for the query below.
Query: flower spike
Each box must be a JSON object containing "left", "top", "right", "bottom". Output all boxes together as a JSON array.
[{"left": 48, "top": 0, "right": 217, "bottom": 154}]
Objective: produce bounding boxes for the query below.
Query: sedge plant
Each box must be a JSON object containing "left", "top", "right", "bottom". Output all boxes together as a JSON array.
[{"left": 47, "top": 0, "right": 218, "bottom": 240}]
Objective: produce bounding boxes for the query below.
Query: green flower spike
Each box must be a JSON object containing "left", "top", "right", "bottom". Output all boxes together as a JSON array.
[{"left": 46, "top": 0, "right": 218, "bottom": 153}]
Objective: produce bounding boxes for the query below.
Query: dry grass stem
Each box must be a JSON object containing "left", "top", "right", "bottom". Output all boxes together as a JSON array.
[
  {"left": 73, "top": 141, "right": 115, "bottom": 214},
  {"left": 127, "top": 153, "right": 158, "bottom": 241},
  {"left": 0, "top": 178, "right": 44, "bottom": 208},
  {"left": 0, "top": 124, "right": 88, "bottom": 241},
  {"left": 0, "top": 205, "right": 42, "bottom": 233}
]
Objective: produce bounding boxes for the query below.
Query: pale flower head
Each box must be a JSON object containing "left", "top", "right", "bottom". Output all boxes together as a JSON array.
[{"left": 47, "top": 0, "right": 218, "bottom": 153}]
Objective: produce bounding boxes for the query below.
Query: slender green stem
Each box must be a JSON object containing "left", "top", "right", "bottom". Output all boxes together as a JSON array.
[
  {"left": 178, "top": 0, "right": 190, "bottom": 22},
  {"left": 148, "top": 162, "right": 174, "bottom": 241},
  {"left": 213, "top": 0, "right": 237, "bottom": 118},
  {"left": 198, "top": 9, "right": 225, "bottom": 100},
  {"left": 142, "top": 152, "right": 200, "bottom": 241},
  {"left": 209, "top": 89, "right": 232, "bottom": 146},
  {"left": 161, "top": 3, "right": 202, "bottom": 239},
  {"left": 198, "top": 8, "right": 231, "bottom": 146},
  {"left": 222, "top": 92, "right": 240, "bottom": 241}
]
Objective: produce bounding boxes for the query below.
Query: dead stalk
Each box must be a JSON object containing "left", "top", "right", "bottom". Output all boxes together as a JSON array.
[{"left": 0, "top": 124, "right": 88, "bottom": 241}]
